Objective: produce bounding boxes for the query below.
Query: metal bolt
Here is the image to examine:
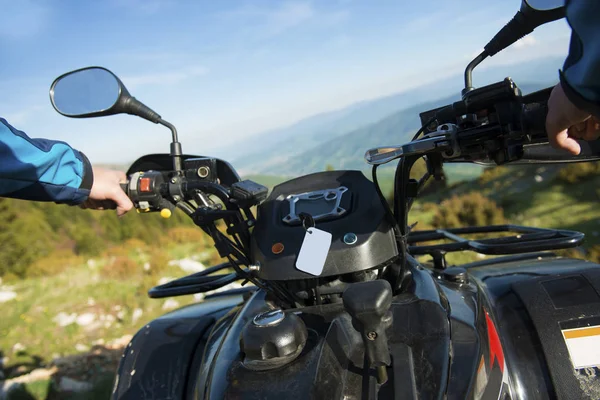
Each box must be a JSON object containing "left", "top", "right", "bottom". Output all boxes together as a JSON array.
[
  {"left": 197, "top": 166, "right": 210, "bottom": 178},
  {"left": 249, "top": 263, "right": 261, "bottom": 272},
  {"left": 366, "top": 331, "right": 377, "bottom": 341},
  {"left": 442, "top": 267, "right": 468, "bottom": 284},
  {"left": 343, "top": 233, "right": 357, "bottom": 245},
  {"left": 173, "top": 195, "right": 181, "bottom": 202},
  {"left": 171, "top": 177, "right": 178, "bottom": 184}
]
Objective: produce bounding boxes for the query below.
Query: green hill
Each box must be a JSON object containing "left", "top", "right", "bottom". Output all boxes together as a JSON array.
[
  {"left": 407, "top": 162, "right": 600, "bottom": 265},
  {"left": 0, "top": 199, "right": 197, "bottom": 279}
]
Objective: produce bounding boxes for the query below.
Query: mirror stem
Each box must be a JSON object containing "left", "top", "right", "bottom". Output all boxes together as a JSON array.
[
  {"left": 158, "top": 119, "right": 183, "bottom": 171},
  {"left": 463, "top": 51, "right": 488, "bottom": 97}
]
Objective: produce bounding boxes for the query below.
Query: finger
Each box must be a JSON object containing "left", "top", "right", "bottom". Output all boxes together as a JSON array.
[
  {"left": 111, "top": 188, "right": 134, "bottom": 217},
  {"left": 547, "top": 123, "right": 562, "bottom": 149},
  {"left": 115, "top": 171, "right": 127, "bottom": 182},
  {"left": 583, "top": 118, "right": 600, "bottom": 141},
  {"left": 568, "top": 121, "right": 587, "bottom": 139},
  {"left": 555, "top": 129, "right": 581, "bottom": 155}
]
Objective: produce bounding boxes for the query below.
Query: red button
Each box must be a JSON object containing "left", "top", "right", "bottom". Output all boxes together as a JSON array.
[{"left": 139, "top": 177, "right": 151, "bottom": 192}]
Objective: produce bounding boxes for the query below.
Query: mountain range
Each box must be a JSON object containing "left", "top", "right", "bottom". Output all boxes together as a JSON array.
[{"left": 225, "top": 56, "right": 563, "bottom": 176}]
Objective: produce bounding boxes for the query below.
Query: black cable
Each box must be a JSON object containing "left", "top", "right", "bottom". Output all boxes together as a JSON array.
[
  {"left": 148, "top": 272, "right": 239, "bottom": 298},
  {"left": 391, "top": 157, "right": 413, "bottom": 287},
  {"left": 227, "top": 255, "right": 268, "bottom": 291},
  {"left": 372, "top": 165, "right": 400, "bottom": 237},
  {"left": 407, "top": 169, "right": 431, "bottom": 212},
  {"left": 412, "top": 116, "right": 437, "bottom": 141}
]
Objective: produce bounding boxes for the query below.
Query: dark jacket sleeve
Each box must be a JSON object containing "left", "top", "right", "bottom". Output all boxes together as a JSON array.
[
  {"left": 560, "top": 0, "right": 600, "bottom": 118},
  {"left": 0, "top": 118, "right": 93, "bottom": 205}
]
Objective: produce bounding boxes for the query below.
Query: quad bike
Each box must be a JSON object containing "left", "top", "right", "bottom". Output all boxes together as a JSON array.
[{"left": 49, "top": 0, "right": 600, "bottom": 398}]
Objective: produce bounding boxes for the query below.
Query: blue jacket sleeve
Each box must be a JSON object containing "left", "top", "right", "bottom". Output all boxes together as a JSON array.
[
  {"left": 561, "top": 0, "right": 600, "bottom": 118},
  {"left": 0, "top": 118, "right": 93, "bottom": 205}
]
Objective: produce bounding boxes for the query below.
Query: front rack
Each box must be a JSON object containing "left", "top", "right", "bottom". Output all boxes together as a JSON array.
[{"left": 408, "top": 225, "right": 584, "bottom": 258}]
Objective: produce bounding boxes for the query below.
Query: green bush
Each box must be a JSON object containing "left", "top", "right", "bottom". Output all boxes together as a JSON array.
[
  {"left": 478, "top": 166, "right": 508, "bottom": 185},
  {"left": 26, "top": 249, "right": 84, "bottom": 277},
  {"left": 432, "top": 192, "right": 506, "bottom": 229},
  {"left": 0, "top": 197, "right": 200, "bottom": 278},
  {"left": 556, "top": 245, "right": 600, "bottom": 264},
  {"left": 556, "top": 162, "right": 600, "bottom": 184},
  {"left": 165, "top": 227, "right": 207, "bottom": 245},
  {"left": 0, "top": 199, "right": 56, "bottom": 277}
]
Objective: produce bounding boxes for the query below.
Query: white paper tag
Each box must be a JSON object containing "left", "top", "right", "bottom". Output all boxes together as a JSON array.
[{"left": 296, "top": 227, "right": 332, "bottom": 276}]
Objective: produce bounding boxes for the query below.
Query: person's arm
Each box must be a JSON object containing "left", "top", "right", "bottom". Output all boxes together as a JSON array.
[
  {"left": 0, "top": 117, "right": 93, "bottom": 204},
  {"left": 560, "top": 0, "right": 600, "bottom": 118},
  {"left": 0, "top": 118, "right": 133, "bottom": 215},
  {"left": 545, "top": 0, "right": 600, "bottom": 155}
]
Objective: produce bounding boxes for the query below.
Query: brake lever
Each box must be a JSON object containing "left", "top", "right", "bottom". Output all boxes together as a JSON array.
[{"left": 364, "top": 126, "right": 456, "bottom": 165}]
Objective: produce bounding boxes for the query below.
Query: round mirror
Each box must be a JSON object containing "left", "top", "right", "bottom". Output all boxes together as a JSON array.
[
  {"left": 51, "top": 67, "right": 121, "bottom": 117},
  {"left": 524, "top": 0, "right": 565, "bottom": 11}
]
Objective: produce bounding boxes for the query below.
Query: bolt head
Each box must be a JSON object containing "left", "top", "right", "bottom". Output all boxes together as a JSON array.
[
  {"left": 343, "top": 233, "right": 357, "bottom": 245},
  {"left": 366, "top": 331, "right": 377, "bottom": 341}
]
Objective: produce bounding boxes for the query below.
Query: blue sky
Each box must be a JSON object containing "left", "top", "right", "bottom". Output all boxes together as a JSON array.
[{"left": 1, "top": 0, "right": 571, "bottom": 163}]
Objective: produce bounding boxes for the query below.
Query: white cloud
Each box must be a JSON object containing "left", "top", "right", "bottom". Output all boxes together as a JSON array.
[
  {"left": 264, "top": 2, "right": 315, "bottom": 36},
  {"left": 3, "top": 105, "right": 47, "bottom": 126},
  {"left": 513, "top": 35, "right": 538, "bottom": 49},
  {"left": 220, "top": 1, "right": 349, "bottom": 39},
  {"left": 122, "top": 66, "right": 209, "bottom": 88}
]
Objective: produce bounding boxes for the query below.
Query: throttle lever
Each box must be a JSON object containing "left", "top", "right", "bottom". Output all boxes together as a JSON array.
[{"left": 343, "top": 279, "right": 393, "bottom": 384}]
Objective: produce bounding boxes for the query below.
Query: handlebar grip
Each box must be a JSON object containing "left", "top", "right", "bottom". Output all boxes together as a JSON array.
[
  {"left": 521, "top": 103, "right": 548, "bottom": 134},
  {"left": 522, "top": 140, "right": 600, "bottom": 162}
]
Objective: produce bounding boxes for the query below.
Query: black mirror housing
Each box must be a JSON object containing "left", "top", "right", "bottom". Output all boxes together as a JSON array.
[{"left": 50, "top": 66, "right": 162, "bottom": 124}]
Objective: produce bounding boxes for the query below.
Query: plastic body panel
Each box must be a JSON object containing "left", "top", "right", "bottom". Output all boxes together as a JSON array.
[
  {"left": 111, "top": 294, "right": 244, "bottom": 400},
  {"left": 112, "top": 254, "right": 600, "bottom": 399},
  {"left": 251, "top": 170, "right": 398, "bottom": 280},
  {"left": 469, "top": 255, "right": 600, "bottom": 399}
]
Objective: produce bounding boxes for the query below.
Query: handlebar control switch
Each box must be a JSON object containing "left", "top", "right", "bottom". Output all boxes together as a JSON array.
[
  {"left": 343, "top": 279, "right": 393, "bottom": 384},
  {"left": 128, "top": 171, "right": 167, "bottom": 213}
]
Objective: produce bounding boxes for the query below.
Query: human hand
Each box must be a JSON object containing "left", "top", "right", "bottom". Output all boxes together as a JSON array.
[
  {"left": 545, "top": 83, "right": 600, "bottom": 155},
  {"left": 80, "top": 167, "right": 133, "bottom": 217}
]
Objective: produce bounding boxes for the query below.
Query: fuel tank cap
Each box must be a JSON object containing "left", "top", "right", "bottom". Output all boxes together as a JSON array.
[{"left": 241, "top": 309, "right": 308, "bottom": 371}]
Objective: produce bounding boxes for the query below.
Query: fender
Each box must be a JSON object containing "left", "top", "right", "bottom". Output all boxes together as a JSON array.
[
  {"left": 468, "top": 254, "right": 600, "bottom": 399},
  {"left": 112, "top": 293, "right": 246, "bottom": 400}
]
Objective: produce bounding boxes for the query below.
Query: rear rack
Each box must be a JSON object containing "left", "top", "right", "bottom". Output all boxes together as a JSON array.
[{"left": 408, "top": 225, "right": 584, "bottom": 262}]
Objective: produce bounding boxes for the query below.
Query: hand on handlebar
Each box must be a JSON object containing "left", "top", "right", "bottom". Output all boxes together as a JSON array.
[
  {"left": 546, "top": 83, "right": 600, "bottom": 156},
  {"left": 80, "top": 167, "right": 133, "bottom": 217}
]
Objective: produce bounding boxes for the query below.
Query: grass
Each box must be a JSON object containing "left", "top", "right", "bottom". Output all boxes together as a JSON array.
[
  {"left": 0, "top": 239, "right": 220, "bottom": 400},
  {"left": 409, "top": 163, "right": 600, "bottom": 265}
]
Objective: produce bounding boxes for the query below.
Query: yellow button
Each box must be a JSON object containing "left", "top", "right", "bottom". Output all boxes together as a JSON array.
[{"left": 160, "top": 208, "right": 172, "bottom": 219}]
